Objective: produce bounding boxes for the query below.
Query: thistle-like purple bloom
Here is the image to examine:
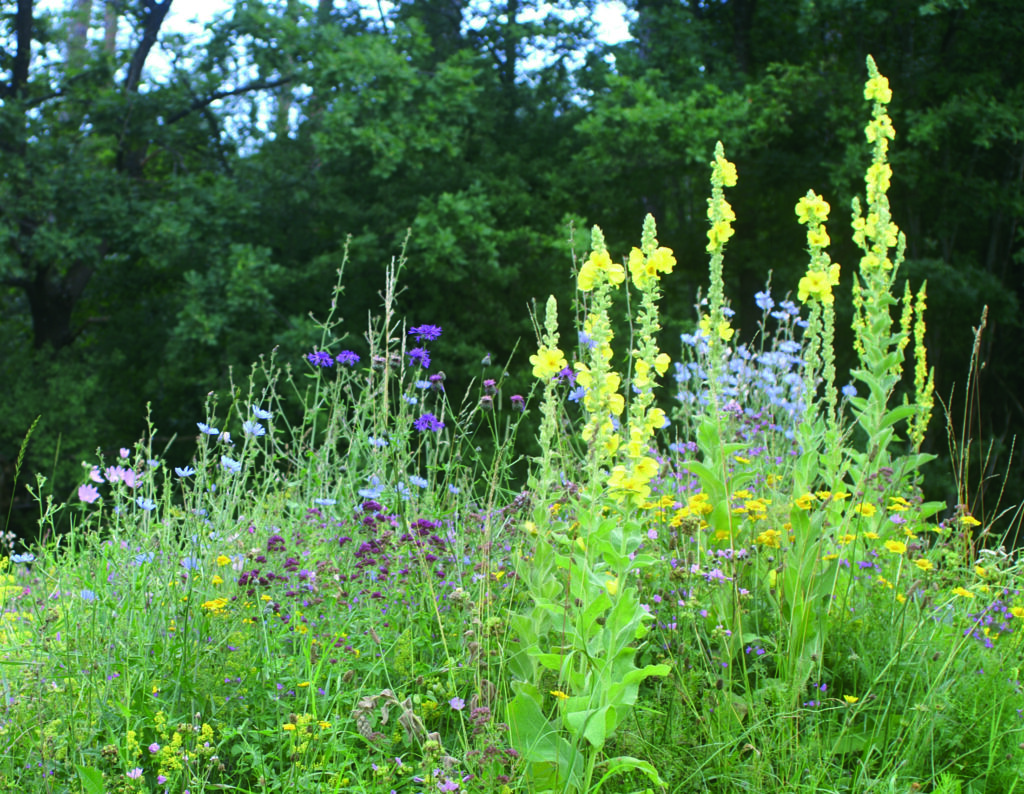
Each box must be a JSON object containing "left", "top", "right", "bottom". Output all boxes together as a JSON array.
[
  {"left": 408, "top": 348, "right": 431, "bottom": 368},
  {"left": 336, "top": 350, "right": 360, "bottom": 366},
  {"left": 414, "top": 413, "right": 444, "bottom": 432},
  {"left": 510, "top": 394, "right": 525, "bottom": 412},
  {"left": 307, "top": 351, "right": 334, "bottom": 367},
  {"left": 409, "top": 324, "right": 442, "bottom": 342}
]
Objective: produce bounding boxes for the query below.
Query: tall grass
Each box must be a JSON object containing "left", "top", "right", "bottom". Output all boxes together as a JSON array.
[{"left": 2, "top": 58, "right": 1023, "bottom": 794}]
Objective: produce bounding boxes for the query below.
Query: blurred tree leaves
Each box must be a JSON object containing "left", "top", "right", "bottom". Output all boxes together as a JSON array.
[{"left": 2, "top": 0, "right": 1022, "bottom": 539}]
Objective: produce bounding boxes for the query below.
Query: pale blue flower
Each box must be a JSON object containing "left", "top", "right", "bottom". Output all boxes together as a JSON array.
[
  {"left": 197, "top": 422, "right": 219, "bottom": 435},
  {"left": 175, "top": 466, "right": 196, "bottom": 478},
  {"left": 242, "top": 420, "right": 265, "bottom": 437},
  {"left": 252, "top": 405, "right": 273, "bottom": 420},
  {"left": 221, "top": 455, "right": 242, "bottom": 473},
  {"left": 136, "top": 497, "right": 157, "bottom": 511}
]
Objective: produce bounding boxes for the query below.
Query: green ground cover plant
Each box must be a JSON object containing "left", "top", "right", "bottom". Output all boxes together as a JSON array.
[{"left": 2, "top": 57, "right": 1023, "bottom": 794}]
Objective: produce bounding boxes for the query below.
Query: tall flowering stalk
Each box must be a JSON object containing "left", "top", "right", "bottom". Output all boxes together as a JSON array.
[
  {"left": 702, "top": 142, "right": 739, "bottom": 383},
  {"left": 843, "top": 56, "right": 937, "bottom": 497},
  {"left": 509, "top": 221, "right": 670, "bottom": 794},
  {"left": 529, "top": 295, "right": 568, "bottom": 500},
  {"left": 574, "top": 226, "right": 626, "bottom": 482},
  {"left": 608, "top": 215, "right": 674, "bottom": 507},
  {"left": 794, "top": 190, "right": 844, "bottom": 485}
]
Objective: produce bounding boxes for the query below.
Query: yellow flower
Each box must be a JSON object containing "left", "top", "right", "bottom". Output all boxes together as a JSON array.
[
  {"left": 649, "top": 246, "right": 676, "bottom": 275},
  {"left": 974, "top": 565, "right": 988, "bottom": 579},
  {"left": 530, "top": 346, "right": 567, "bottom": 379},
  {"left": 798, "top": 271, "right": 834, "bottom": 304},
  {"left": 795, "top": 193, "right": 831, "bottom": 226},
  {"left": 283, "top": 723, "right": 297, "bottom": 731},
  {"left": 550, "top": 690, "right": 569, "bottom": 700},
  {"left": 654, "top": 352, "right": 671, "bottom": 375},
  {"left": 794, "top": 492, "right": 816, "bottom": 510},
  {"left": 843, "top": 695, "right": 859, "bottom": 705},
  {"left": 864, "top": 74, "right": 892, "bottom": 104},
  {"left": 755, "top": 529, "right": 781, "bottom": 548},
  {"left": 605, "top": 577, "right": 619, "bottom": 597},
  {"left": 211, "top": 575, "right": 223, "bottom": 586},
  {"left": 216, "top": 555, "right": 232, "bottom": 567},
  {"left": 808, "top": 227, "right": 830, "bottom": 248},
  {"left": 201, "top": 597, "right": 229, "bottom": 613},
  {"left": 914, "top": 558, "right": 934, "bottom": 572},
  {"left": 884, "top": 540, "right": 906, "bottom": 554},
  {"left": 578, "top": 250, "right": 625, "bottom": 292},
  {"left": 645, "top": 407, "right": 667, "bottom": 433},
  {"left": 888, "top": 496, "right": 911, "bottom": 511},
  {"left": 959, "top": 515, "right": 982, "bottom": 527},
  {"left": 706, "top": 220, "right": 735, "bottom": 251},
  {"left": 952, "top": 586, "right": 975, "bottom": 599},
  {"left": 853, "top": 502, "right": 877, "bottom": 517},
  {"left": 715, "top": 153, "right": 738, "bottom": 187},
  {"left": 1010, "top": 607, "right": 1024, "bottom": 619}
]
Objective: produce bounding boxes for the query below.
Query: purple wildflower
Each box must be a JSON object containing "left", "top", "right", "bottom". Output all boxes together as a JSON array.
[
  {"left": 408, "top": 348, "right": 431, "bottom": 368},
  {"left": 336, "top": 350, "right": 360, "bottom": 366},
  {"left": 78, "top": 484, "right": 100, "bottom": 504},
  {"left": 307, "top": 351, "right": 334, "bottom": 367},
  {"left": 414, "top": 413, "right": 445, "bottom": 432},
  {"left": 409, "top": 324, "right": 442, "bottom": 342},
  {"left": 510, "top": 394, "right": 525, "bottom": 412}
]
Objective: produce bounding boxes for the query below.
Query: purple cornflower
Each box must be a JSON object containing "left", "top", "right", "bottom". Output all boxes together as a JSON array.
[
  {"left": 556, "top": 366, "right": 577, "bottom": 385},
  {"left": 408, "top": 348, "right": 431, "bottom": 368},
  {"left": 409, "top": 324, "right": 442, "bottom": 342},
  {"left": 414, "top": 413, "right": 445, "bottom": 432},
  {"left": 336, "top": 350, "right": 360, "bottom": 366},
  {"left": 307, "top": 351, "right": 334, "bottom": 367}
]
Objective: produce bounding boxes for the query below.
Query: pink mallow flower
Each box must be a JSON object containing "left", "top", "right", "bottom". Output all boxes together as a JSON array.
[{"left": 78, "top": 484, "right": 100, "bottom": 504}]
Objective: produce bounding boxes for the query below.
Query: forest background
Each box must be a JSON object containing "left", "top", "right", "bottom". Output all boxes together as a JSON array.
[{"left": 2, "top": 0, "right": 1022, "bottom": 543}]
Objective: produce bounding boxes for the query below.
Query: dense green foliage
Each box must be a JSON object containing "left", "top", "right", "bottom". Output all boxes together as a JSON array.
[{"left": 2, "top": 0, "right": 1023, "bottom": 543}]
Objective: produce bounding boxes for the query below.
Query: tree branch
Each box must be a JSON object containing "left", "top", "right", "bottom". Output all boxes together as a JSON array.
[
  {"left": 163, "top": 75, "right": 295, "bottom": 125},
  {"left": 124, "top": 0, "right": 172, "bottom": 94}
]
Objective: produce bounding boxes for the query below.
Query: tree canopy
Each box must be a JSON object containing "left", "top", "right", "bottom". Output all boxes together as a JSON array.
[{"left": 2, "top": 0, "right": 1022, "bottom": 541}]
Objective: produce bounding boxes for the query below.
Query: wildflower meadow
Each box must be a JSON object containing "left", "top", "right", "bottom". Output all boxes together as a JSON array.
[{"left": 3, "top": 58, "right": 1023, "bottom": 794}]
